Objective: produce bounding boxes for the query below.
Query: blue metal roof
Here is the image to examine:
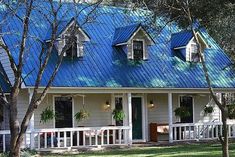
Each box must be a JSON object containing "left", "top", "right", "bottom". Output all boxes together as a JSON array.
[
  {"left": 0, "top": 2, "right": 234, "bottom": 89},
  {"left": 171, "top": 31, "right": 193, "bottom": 49},
  {"left": 112, "top": 23, "right": 141, "bottom": 45},
  {"left": 0, "top": 63, "right": 11, "bottom": 93}
]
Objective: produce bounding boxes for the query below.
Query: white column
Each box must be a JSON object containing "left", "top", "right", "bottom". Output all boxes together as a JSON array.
[
  {"left": 127, "top": 93, "right": 132, "bottom": 145},
  {"left": 168, "top": 93, "right": 173, "bottom": 143},
  {"left": 29, "top": 91, "right": 35, "bottom": 149}
]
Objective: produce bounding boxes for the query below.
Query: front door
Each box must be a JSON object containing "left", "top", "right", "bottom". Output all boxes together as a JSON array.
[{"left": 132, "top": 97, "right": 142, "bottom": 140}]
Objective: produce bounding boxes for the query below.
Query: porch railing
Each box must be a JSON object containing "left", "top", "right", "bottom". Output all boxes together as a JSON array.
[
  {"left": 172, "top": 122, "right": 235, "bottom": 141},
  {"left": 0, "top": 126, "right": 131, "bottom": 152}
]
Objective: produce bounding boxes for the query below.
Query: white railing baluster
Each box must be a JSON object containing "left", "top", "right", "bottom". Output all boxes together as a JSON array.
[
  {"left": 118, "top": 129, "right": 121, "bottom": 144},
  {"left": 107, "top": 130, "right": 109, "bottom": 145},
  {"left": 70, "top": 131, "right": 73, "bottom": 147},
  {"left": 211, "top": 125, "right": 214, "bottom": 138},
  {"left": 89, "top": 131, "right": 92, "bottom": 146},
  {"left": 58, "top": 132, "right": 60, "bottom": 148},
  {"left": 113, "top": 129, "right": 116, "bottom": 145},
  {"left": 83, "top": 131, "right": 85, "bottom": 146},
  {"left": 51, "top": 132, "right": 54, "bottom": 148},
  {"left": 95, "top": 131, "right": 98, "bottom": 146},
  {"left": 179, "top": 127, "right": 182, "bottom": 140},
  {"left": 3, "top": 134, "right": 5, "bottom": 152},
  {"left": 101, "top": 130, "right": 104, "bottom": 146},
  {"left": 64, "top": 131, "right": 67, "bottom": 148},
  {"left": 44, "top": 132, "right": 47, "bottom": 149}
]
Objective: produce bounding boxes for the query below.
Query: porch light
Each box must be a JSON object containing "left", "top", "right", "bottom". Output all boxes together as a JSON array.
[
  {"left": 149, "top": 100, "right": 155, "bottom": 109},
  {"left": 106, "top": 101, "right": 110, "bottom": 107}
]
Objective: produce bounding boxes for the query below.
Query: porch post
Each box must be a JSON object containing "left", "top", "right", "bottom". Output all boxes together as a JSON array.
[
  {"left": 168, "top": 93, "right": 173, "bottom": 143},
  {"left": 127, "top": 93, "right": 132, "bottom": 145},
  {"left": 29, "top": 91, "right": 35, "bottom": 149}
]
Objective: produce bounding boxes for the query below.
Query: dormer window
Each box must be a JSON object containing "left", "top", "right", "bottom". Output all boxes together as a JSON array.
[
  {"left": 112, "top": 23, "right": 154, "bottom": 61},
  {"left": 133, "top": 40, "right": 144, "bottom": 60},
  {"left": 46, "top": 18, "right": 90, "bottom": 58},
  {"left": 171, "top": 31, "right": 208, "bottom": 63}
]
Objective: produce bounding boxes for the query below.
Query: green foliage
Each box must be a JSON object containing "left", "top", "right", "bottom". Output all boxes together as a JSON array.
[
  {"left": 227, "top": 104, "right": 235, "bottom": 119},
  {"left": 112, "top": 109, "right": 125, "bottom": 121},
  {"left": 40, "top": 107, "right": 55, "bottom": 124},
  {"left": 74, "top": 108, "right": 90, "bottom": 123},
  {"left": 174, "top": 106, "right": 191, "bottom": 119},
  {"left": 204, "top": 106, "right": 214, "bottom": 115}
]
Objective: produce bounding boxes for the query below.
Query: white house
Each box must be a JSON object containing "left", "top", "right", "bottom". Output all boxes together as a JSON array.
[{"left": 0, "top": 1, "right": 235, "bottom": 151}]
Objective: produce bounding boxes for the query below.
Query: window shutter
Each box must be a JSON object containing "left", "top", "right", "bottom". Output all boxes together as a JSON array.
[
  {"left": 143, "top": 44, "right": 148, "bottom": 60},
  {"left": 127, "top": 44, "right": 133, "bottom": 59}
]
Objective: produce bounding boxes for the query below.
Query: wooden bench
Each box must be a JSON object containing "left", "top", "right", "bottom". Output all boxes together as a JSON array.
[{"left": 150, "top": 123, "right": 169, "bottom": 142}]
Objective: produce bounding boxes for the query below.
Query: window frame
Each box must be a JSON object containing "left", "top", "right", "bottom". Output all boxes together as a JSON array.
[
  {"left": 132, "top": 39, "right": 145, "bottom": 60},
  {"left": 178, "top": 95, "right": 195, "bottom": 123},
  {"left": 53, "top": 95, "right": 74, "bottom": 128}
]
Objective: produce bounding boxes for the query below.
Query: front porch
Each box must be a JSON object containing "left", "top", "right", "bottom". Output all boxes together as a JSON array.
[{"left": 1, "top": 91, "right": 235, "bottom": 151}]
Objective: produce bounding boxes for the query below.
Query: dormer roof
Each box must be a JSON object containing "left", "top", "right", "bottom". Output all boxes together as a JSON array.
[
  {"left": 45, "top": 18, "right": 90, "bottom": 41},
  {"left": 171, "top": 30, "right": 208, "bottom": 49},
  {"left": 112, "top": 23, "right": 154, "bottom": 46}
]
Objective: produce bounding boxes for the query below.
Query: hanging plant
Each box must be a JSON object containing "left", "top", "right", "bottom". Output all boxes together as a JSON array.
[
  {"left": 74, "top": 108, "right": 90, "bottom": 123},
  {"left": 174, "top": 106, "right": 191, "bottom": 119},
  {"left": 40, "top": 107, "right": 55, "bottom": 124},
  {"left": 112, "top": 109, "right": 125, "bottom": 121},
  {"left": 204, "top": 106, "right": 214, "bottom": 116},
  {"left": 227, "top": 104, "right": 235, "bottom": 119}
]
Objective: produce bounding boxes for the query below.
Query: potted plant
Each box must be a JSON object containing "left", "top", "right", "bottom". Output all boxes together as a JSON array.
[
  {"left": 174, "top": 106, "right": 191, "bottom": 119},
  {"left": 74, "top": 108, "right": 90, "bottom": 123},
  {"left": 112, "top": 109, "right": 125, "bottom": 121},
  {"left": 40, "top": 107, "right": 55, "bottom": 124},
  {"left": 227, "top": 104, "right": 235, "bottom": 119},
  {"left": 204, "top": 106, "right": 214, "bottom": 115}
]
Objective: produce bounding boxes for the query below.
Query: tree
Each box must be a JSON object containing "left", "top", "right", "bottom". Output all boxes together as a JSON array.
[
  {"left": 111, "top": 0, "right": 234, "bottom": 156},
  {"left": 0, "top": 0, "right": 102, "bottom": 156}
]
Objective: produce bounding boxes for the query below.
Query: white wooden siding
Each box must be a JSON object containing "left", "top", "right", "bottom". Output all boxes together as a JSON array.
[
  {"left": 147, "top": 93, "right": 220, "bottom": 124},
  {"left": 0, "top": 48, "right": 14, "bottom": 85}
]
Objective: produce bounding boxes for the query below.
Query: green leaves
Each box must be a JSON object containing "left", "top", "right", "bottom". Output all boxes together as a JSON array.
[
  {"left": 40, "top": 107, "right": 55, "bottom": 124},
  {"left": 174, "top": 106, "right": 191, "bottom": 119},
  {"left": 74, "top": 108, "right": 90, "bottom": 123},
  {"left": 112, "top": 109, "right": 125, "bottom": 121}
]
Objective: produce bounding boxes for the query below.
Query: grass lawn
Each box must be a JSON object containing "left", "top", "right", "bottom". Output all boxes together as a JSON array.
[{"left": 43, "top": 142, "right": 235, "bottom": 157}]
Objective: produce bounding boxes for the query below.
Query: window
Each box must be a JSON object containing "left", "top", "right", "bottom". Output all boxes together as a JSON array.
[
  {"left": 133, "top": 40, "right": 144, "bottom": 60},
  {"left": 55, "top": 97, "right": 73, "bottom": 128},
  {"left": 179, "top": 96, "right": 193, "bottom": 123},
  {"left": 115, "top": 97, "right": 123, "bottom": 126},
  {"left": 190, "top": 44, "right": 200, "bottom": 62},
  {"left": 64, "top": 35, "right": 78, "bottom": 58}
]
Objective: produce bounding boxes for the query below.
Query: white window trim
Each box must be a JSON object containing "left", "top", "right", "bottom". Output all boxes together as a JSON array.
[
  {"left": 177, "top": 95, "right": 195, "bottom": 124},
  {"left": 132, "top": 39, "right": 146, "bottom": 60},
  {"left": 53, "top": 95, "right": 74, "bottom": 128}
]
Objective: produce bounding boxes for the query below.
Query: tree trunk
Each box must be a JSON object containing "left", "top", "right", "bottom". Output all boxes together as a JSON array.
[
  {"left": 9, "top": 91, "right": 21, "bottom": 157},
  {"left": 221, "top": 109, "right": 229, "bottom": 157}
]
